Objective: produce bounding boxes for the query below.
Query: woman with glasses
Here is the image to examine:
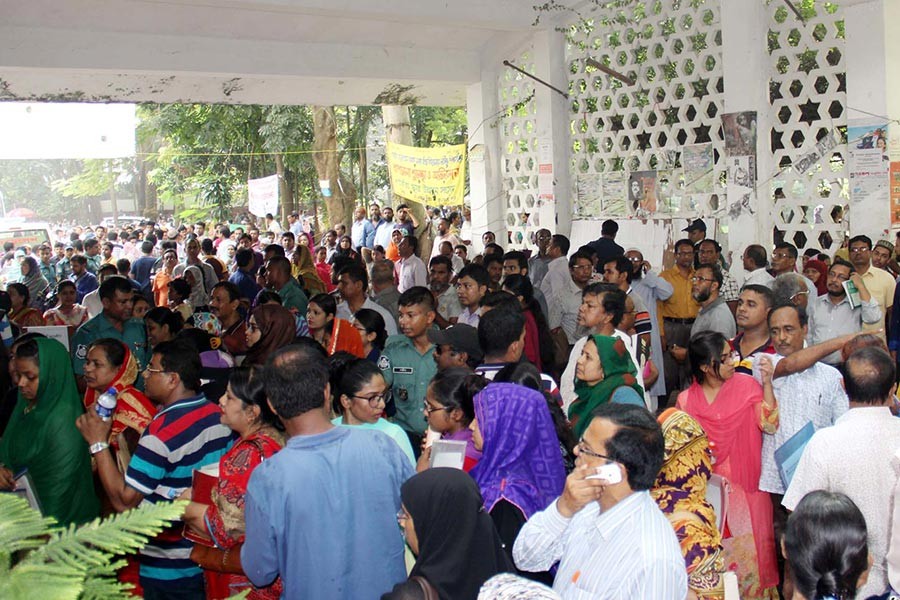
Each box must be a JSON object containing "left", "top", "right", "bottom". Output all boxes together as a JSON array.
[
  {"left": 419, "top": 367, "right": 486, "bottom": 473},
  {"left": 182, "top": 367, "right": 285, "bottom": 600},
  {"left": 243, "top": 304, "right": 296, "bottom": 367},
  {"left": 678, "top": 331, "right": 779, "bottom": 600},
  {"left": 385, "top": 468, "right": 512, "bottom": 600},
  {"left": 329, "top": 353, "right": 415, "bottom": 467}
]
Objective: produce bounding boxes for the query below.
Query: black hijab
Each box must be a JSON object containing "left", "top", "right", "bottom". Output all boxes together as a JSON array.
[{"left": 403, "top": 468, "right": 513, "bottom": 600}]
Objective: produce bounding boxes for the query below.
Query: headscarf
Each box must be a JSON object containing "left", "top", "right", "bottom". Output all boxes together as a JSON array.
[
  {"left": 292, "top": 245, "right": 326, "bottom": 295},
  {"left": 403, "top": 468, "right": 512, "bottom": 600},
  {"left": 183, "top": 265, "right": 208, "bottom": 307},
  {"left": 0, "top": 338, "right": 99, "bottom": 526},
  {"left": 83, "top": 341, "right": 156, "bottom": 450},
  {"left": 216, "top": 238, "right": 236, "bottom": 267},
  {"left": 19, "top": 256, "right": 49, "bottom": 309},
  {"left": 244, "top": 304, "right": 296, "bottom": 366},
  {"left": 569, "top": 335, "right": 644, "bottom": 439},
  {"left": 471, "top": 383, "right": 566, "bottom": 520},
  {"left": 651, "top": 409, "right": 725, "bottom": 599},
  {"left": 804, "top": 259, "right": 828, "bottom": 296}
]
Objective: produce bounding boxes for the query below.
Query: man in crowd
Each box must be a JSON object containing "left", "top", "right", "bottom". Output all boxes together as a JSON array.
[
  {"left": 431, "top": 217, "right": 462, "bottom": 259},
  {"left": 84, "top": 238, "right": 102, "bottom": 274},
  {"left": 379, "top": 287, "right": 437, "bottom": 453},
  {"left": 684, "top": 218, "right": 707, "bottom": 247},
  {"left": 428, "top": 323, "right": 482, "bottom": 371},
  {"left": 395, "top": 204, "right": 418, "bottom": 237},
  {"left": 784, "top": 346, "right": 900, "bottom": 598},
  {"left": 586, "top": 219, "right": 624, "bottom": 271},
  {"left": 288, "top": 211, "right": 305, "bottom": 237},
  {"left": 83, "top": 263, "right": 118, "bottom": 318},
  {"left": 626, "top": 248, "right": 673, "bottom": 403},
  {"left": 549, "top": 250, "right": 593, "bottom": 350},
  {"left": 243, "top": 344, "right": 412, "bottom": 599},
  {"left": 429, "top": 255, "right": 462, "bottom": 328},
  {"left": 770, "top": 242, "right": 804, "bottom": 281},
  {"left": 514, "top": 403, "right": 687, "bottom": 598},
  {"left": 848, "top": 234, "right": 895, "bottom": 340},
  {"left": 697, "top": 239, "right": 739, "bottom": 313},
  {"left": 264, "top": 256, "right": 308, "bottom": 315},
  {"left": 658, "top": 239, "right": 699, "bottom": 403},
  {"left": 602, "top": 255, "right": 652, "bottom": 357},
  {"left": 370, "top": 259, "right": 400, "bottom": 319},
  {"left": 174, "top": 237, "right": 217, "bottom": 293},
  {"left": 808, "top": 260, "right": 882, "bottom": 364},
  {"left": 70, "top": 254, "right": 99, "bottom": 304},
  {"left": 374, "top": 206, "right": 395, "bottom": 249},
  {"left": 280, "top": 231, "right": 297, "bottom": 261},
  {"left": 201, "top": 238, "right": 227, "bottom": 282},
  {"left": 503, "top": 250, "right": 549, "bottom": 317},
  {"left": 456, "top": 264, "right": 489, "bottom": 328},
  {"left": 335, "top": 262, "right": 398, "bottom": 335},
  {"left": 38, "top": 244, "right": 56, "bottom": 285},
  {"left": 208, "top": 281, "right": 248, "bottom": 357},
  {"left": 732, "top": 284, "right": 776, "bottom": 374},
  {"left": 130, "top": 241, "right": 157, "bottom": 295},
  {"left": 689, "top": 264, "right": 735, "bottom": 340},
  {"left": 396, "top": 235, "right": 427, "bottom": 293},
  {"left": 229, "top": 248, "right": 261, "bottom": 302},
  {"left": 540, "top": 234, "right": 571, "bottom": 302},
  {"left": 75, "top": 340, "right": 233, "bottom": 599}
]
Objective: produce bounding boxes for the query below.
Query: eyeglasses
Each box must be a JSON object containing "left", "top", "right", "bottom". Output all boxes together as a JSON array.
[
  {"left": 828, "top": 272, "right": 850, "bottom": 281},
  {"left": 352, "top": 391, "right": 391, "bottom": 407},
  {"left": 627, "top": 256, "right": 643, "bottom": 262},
  {"left": 790, "top": 291, "right": 809, "bottom": 302},
  {"left": 143, "top": 366, "right": 169, "bottom": 376},
  {"left": 576, "top": 438, "right": 612, "bottom": 460},
  {"left": 675, "top": 251, "right": 694, "bottom": 257},
  {"left": 849, "top": 247, "right": 870, "bottom": 253},
  {"left": 423, "top": 402, "right": 451, "bottom": 415},
  {"left": 772, "top": 253, "right": 793, "bottom": 259},
  {"left": 572, "top": 265, "right": 593, "bottom": 271},
  {"left": 690, "top": 276, "right": 714, "bottom": 283}
]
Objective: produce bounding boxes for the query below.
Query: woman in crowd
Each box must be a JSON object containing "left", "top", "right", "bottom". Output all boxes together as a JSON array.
[
  {"left": 306, "top": 293, "right": 364, "bottom": 357},
  {"left": 803, "top": 259, "right": 829, "bottom": 297},
  {"left": 167, "top": 278, "right": 193, "bottom": 321},
  {"left": 43, "top": 280, "right": 89, "bottom": 334},
  {"left": 570, "top": 334, "right": 645, "bottom": 439},
  {"left": 144, "top": 307, "right": 184, "bottom": 348},
  {"left": 7, "top": 282, "right": 45, "bottom": 328},
  {"left": 384, "top": 468, "right": 512, "bottom": 600},
  {"left": 184, "top": 265, "right": 209, "bottom": 310},
  {"left": 291, "top": 245, "right": 327, "bottom": 296},
  {"left": 0, "top": 337, "right": 99, "bottom": 526},
  {"left": 329, "top": 353, "right": 415, "bottom": 466},
  {"left": 420, "top": 367, "right": 485, "bottom": 473},
  {"left": 469, "top": 382, "right": 566, "bottom": 582},
  {"left": 501, "top": 274, "right": 554, "bottom": 372},
  {"left": 783, "top": 491, "right": 870, "bottom": 600},
  {"left": 256, "top": 291, "right": 309, "bottom": 339},
  {"left": 652, "top": 408, "right": 726, "bottom": 599},
  {"left": 328, "top": 235, "right": 360, "bottom": 265},
  {"left": 385, "top": 229, "right": 402, "bottom": 262},
  {"left": 243, "top": 303, "right": 296, "bottom": 367},
  {"left": 352, "top": 308, "right": 388, "bottom": 363},
  {"left": 131, "top": 295, "right": 151, "bottom": 320},
  {"left": 313, "top": 247, "right": 335, "bottom": 293},
  {"left": 18, "top": 256, "right": 50, "bottom": 310},
  {"left": 183, "top": 367, "right": 285, "bottom": 600},
  {"left": 153, "top": 248, "right": 178, "bottom": 307},
  {"left": 679, "top": 331, "right": 779, "bottom": 600}
]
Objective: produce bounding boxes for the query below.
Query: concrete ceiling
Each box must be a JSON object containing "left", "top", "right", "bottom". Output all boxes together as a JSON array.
[{"left": 0, "top": 0, "right": 545, "bottom": 106}]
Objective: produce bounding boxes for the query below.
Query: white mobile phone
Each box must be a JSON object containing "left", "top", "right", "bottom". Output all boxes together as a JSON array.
[{"left": 586, "top": 463, "right": 622, "bottom": 484}]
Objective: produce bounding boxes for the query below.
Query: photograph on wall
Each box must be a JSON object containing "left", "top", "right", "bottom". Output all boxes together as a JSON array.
[
  {"left": 628, "top": 170, "right": 658, "bottom": 217},
  {"left": 601, "top": 171, "right": 628, "bottom": 217},
  {"left": 575, "top": 173, "right": 602, "bottom": 218},
  {"left": 726, "top": 155, "right": 756, "bottom": 219},
  {"left": 848, "top": 119, "right": 890, "bottom": 206},
  {"left": 655, "top": 170, "right": 682, "bottom": 214},
  {"left": 722, "top": 111, "right": 757, "bottom": 157},
  {"left": 683, "top": 143, "right": 715, "bottom": 194}
]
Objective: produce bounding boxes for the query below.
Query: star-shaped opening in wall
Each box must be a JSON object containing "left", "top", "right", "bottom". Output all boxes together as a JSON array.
[
  {"left": 610, "top": 115, "right": 624, "bottom": 132},
  {"left": 796, "top": 48, "right": 819, "bottom": 74},
  {"left": 663, "top": 106, "right": 679, "bottom": 126},
  {"left": 691, "top": 77, "right": 710, "bottom": 99},
  {"left": 636, "top": 132, "right": 652, "bottom": 150},
  {"left": 693, "top": 124, "right": 712, "bottom": 144},
  {"left": 798, "top": 99, "right": 821, "bottom": 125}
]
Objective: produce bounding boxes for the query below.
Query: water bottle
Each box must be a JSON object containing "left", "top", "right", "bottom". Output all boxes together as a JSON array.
[{"left": 95, "top": 387, "right": 118, "bottom": 421}]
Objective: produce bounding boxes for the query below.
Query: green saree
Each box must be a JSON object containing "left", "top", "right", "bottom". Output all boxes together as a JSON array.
[{"left": 0, "top": 337, "right": 99, "bottom": 526}]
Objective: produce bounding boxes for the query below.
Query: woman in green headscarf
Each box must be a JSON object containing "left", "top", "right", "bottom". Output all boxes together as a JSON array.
[
  {"left": 0, "top": 337, "right": 99, "bottom": 526},
  {"left": 569, "top": 335, "right": 645, "bottom": 439}
]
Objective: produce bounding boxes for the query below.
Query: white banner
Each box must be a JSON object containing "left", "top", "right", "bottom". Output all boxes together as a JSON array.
[{"left": 247, "top": 174, "right": 279, "bottom": 218}]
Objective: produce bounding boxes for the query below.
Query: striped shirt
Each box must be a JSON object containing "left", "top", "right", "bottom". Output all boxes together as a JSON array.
[
  {"left": 513, "top": 491, "right": 687, "bottom": 599},
  {"left": 125, "top": 395, "right": 234, "bottom": 588}
]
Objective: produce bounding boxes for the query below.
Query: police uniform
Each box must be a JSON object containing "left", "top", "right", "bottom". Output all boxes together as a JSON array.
[
  {"left": 72, "top": 312, "right": 150, "bottom": 389},
  {"left": 378, "top": 333, "right": 436, "bottom": 452}
]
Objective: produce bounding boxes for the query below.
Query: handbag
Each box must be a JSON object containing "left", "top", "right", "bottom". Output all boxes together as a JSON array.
[
  {"left": 189, "top": 542, "right": 244, "bottom": 575},
  {"left": 411, "top": 576, "right": 439, "bottom": 600}
]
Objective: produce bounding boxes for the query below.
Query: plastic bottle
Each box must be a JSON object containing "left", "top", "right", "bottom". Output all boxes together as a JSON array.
[{"left": 95, "top": 387, "right": 118, "bottom": 421}]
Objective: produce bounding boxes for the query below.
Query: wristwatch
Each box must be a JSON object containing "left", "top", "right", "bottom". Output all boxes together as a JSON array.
[{"left": 89, "top": 442, "right": 110, "bottom": 455}]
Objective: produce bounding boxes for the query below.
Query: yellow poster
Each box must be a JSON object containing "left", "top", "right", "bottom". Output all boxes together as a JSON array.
[{"left": 385, "top": 142, "right": 466, "bottom": 206}]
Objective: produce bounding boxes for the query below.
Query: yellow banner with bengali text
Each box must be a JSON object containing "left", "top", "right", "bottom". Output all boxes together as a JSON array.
[{"left": 386, "top": 142, "right": 466, "bottom": 206}]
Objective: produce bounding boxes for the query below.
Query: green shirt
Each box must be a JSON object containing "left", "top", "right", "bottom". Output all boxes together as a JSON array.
[
  {"left": 378, "top": 334, "right": 436, "bottom": 435},
  {"left": 71, "top": 312, "right": 150, "bottom": 385},
  {"left": 276, "top": 279, "right": 309, "bottom": 316}
]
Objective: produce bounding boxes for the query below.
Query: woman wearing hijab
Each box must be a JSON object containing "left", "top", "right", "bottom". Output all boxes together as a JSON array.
[
  {"left": 802, "top": 259, "right": 828, "bottom": 297},
  {"left": 385, "top": 468, "right": 513, "bottom": 600},
  {"left": 469, "top": 382, "right": 566, "bottom": 582},
  {"left": 183, "top": 264, "right": 209, "bottom": 310},
  {"left": 569, "top": 334, "right": 645, "bottom": 439},
  {"left": 7, "top": 282, "right": 46, "bottom": 329},
  {"left": 243, "top": 304, "right": 296, "bottom": 367},
  {"left": 290, "top": 245, "right": 327, "bottom": 296},
  {"left": 18, "top": 256, "right": 50, "bottom": 310},
  {"left": 0, "top": 337, "right": 99, "bottom": 526},
  {"left": 651, "top": 409, "right": 726, "bottom": 599}
]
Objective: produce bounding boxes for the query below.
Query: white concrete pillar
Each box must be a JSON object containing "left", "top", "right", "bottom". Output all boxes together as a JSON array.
[{"left": 466, "top": 76, "right": 506, "bottom": 254}]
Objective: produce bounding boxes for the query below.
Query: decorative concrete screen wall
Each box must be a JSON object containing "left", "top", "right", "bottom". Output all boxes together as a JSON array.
[{"left": 767, "top": 0, "right": 848, "bottom": 254}]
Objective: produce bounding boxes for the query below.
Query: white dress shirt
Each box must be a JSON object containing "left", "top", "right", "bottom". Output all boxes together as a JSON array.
[
  {"left": 514, "top": 491, "right": 687, "bottom": 600},
  {"left": 540, "top": 256, "right": 570, "bottom": 302},
  {"left": 396, "top": 254, "right": 427, "bottom": 293}
]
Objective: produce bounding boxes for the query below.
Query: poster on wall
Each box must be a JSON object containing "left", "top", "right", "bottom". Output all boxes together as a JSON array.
[
  {"left": 575, "top": 173, "right": 602, "bottom": 217},
  {"left": 247, "top": 174, "right": 279, "bottom": 217},
  {"left": 890, "top": 162, "right": 900, "bottom": 226},
  {"left": 722, "top": 111, "right": 757, "bottom": 157},
  {"left": 629, "top": 170, "right": 658, "bottom": 217},
  {"left": 601, "top": 172, "right": 628, "bottom": 217},
  {"left": 683, "top": 143, "right": 715, "bottom": 194},
  {"left": 848, "top": 120, "right": 890, "bottom": 207},
  {"left": 725, "top": 156, "right": 756, "bottom": 219},
  {"left": 655, "top": 170, "right": 682, "bottom": 214}
]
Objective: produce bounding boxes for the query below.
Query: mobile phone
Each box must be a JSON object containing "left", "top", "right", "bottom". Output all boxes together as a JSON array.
[{"left": 586, "top": 463, "right": 622, "bottom": 484}]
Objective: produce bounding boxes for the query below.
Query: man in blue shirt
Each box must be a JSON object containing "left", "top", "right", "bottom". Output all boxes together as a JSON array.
[
  {"left": 229, "top": 248, "right": 261, "bottom": 302},
  {"left": 69, "top": 255, "right": 99, "bottom": 303},
  {"left": 243, "top": 343, "right": 413, "bottom": 599},
  {"left": 350, "top": 205, "right": 374, "bottom": 251}
]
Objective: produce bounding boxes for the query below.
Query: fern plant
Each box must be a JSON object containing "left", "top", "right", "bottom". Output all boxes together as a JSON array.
[{"left": 0, "top": 494, "right": 188, "bottom": 600}]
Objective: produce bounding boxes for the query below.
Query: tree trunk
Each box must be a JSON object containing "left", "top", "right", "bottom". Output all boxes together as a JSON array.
[
  {"left": 274, "top": 154, "right": 292, "bottom": 226},
  {"left": 382, "top": 105, "right": 432, "bottom": 258},
  {"left": 312, "top": 106, "right": 356, "bottom": 230}
]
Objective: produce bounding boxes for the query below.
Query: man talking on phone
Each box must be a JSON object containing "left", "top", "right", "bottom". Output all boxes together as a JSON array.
[{"left": 513, "top": 403, "right": 687, "bottom": 599}]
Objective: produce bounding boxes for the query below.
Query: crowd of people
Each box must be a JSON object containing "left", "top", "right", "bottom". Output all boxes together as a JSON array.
[{"left": 0, "top": 207, "right": 898, "bottom": 600}]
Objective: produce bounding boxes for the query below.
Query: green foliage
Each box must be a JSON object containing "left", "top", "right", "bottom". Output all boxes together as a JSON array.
[
  {"left": 0, "top": 494, "right": 187, "bottom": 600},
  {"left": 0, "top": 159, "right": 85, "bottom": 220},
  {"left": 409, "top": 107, "right": 467, "bottom": 147}
]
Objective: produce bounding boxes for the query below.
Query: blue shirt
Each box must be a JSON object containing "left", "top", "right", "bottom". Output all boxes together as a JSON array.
[
  {"left": 70, "top": 271, "right": 99, "bottom": 303},
  {"left": 229, "top": 269, "right": 261, "bottom": 302},
  {"left": 351, "top": 219, "right": 375, "bottom": 250},
  {"left": 243, "top": 426, "right": 413, "bottom": 599}
]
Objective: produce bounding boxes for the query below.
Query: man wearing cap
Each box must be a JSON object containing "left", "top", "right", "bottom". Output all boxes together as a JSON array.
[
  {"left": 872, "top": 240, "right": 900, "bottom": 279},
  {"left": 428, "top": 324, "right": 482, "bottom": 370},
  {"left": 586, "top": 220, "right": 624, "bottom": 272}
]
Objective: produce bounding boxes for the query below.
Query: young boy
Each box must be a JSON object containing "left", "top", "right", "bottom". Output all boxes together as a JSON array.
[{"left": 455, "top": 263, "right": 488, "bottom": 328}]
